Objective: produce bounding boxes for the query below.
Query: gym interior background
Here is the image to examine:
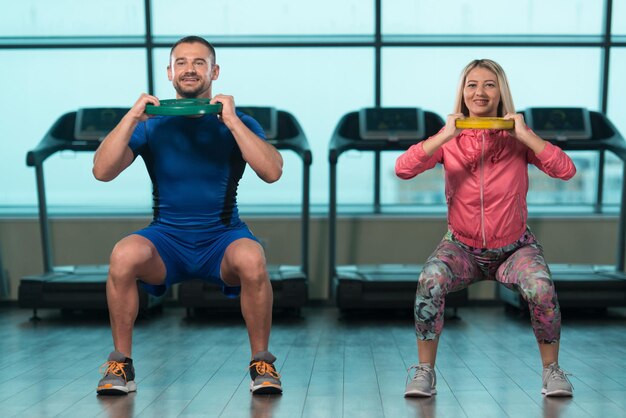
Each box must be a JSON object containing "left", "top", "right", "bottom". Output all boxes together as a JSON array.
[{"left": 1, "top": 0, "right": 626, "bottom": 304}]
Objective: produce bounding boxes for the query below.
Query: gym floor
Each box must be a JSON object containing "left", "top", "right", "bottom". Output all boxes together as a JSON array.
[{"left": 0, "top": 305, "right": 625, "bottom": 418}]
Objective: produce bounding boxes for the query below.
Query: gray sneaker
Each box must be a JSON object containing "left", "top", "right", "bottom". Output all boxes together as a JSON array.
[
  {"left": 249, "top": 351, "right": 282, "bottom": 395},
  {"left": 97, "top": 351, "right": 137, "bottom": 395},
  {"left": 404, "top": 363, "right": 437, "bottom": 397},
  {"left": 542, "top": 363, "right": 573, "bottom": 397}
]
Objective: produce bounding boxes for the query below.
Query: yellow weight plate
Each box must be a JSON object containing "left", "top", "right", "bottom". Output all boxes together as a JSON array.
[{"left": 455, "top": 117, "right": 514, "bottom": 130}]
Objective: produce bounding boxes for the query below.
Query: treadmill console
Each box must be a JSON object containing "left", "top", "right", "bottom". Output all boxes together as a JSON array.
[
  {"left": 238, "top": 106, "right": 278, "bottom": 140},
  {"left": 74, "top": 108, "right": 127, "bottom": 141},
  {"left": 359, "top": 107, "right": 425, "bottom": 141},
  {"left": 525, "top": 107, "right": 592, "bottom": 141}
]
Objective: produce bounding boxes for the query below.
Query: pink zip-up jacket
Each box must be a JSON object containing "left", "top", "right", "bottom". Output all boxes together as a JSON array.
[{"left": 395, "top": 129, "right": 576, "bottom": 248}]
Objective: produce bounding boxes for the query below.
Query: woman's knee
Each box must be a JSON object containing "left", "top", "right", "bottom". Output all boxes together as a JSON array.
[
  {"left": 417, "top": 260, "right": 453, "bottom": 299},
  {"left": 520, "top": 275, "right": 557, "bottom": 307}
]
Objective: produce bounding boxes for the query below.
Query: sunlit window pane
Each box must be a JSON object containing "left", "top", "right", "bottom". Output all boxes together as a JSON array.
[
  {"left": 152, "top": 0, "right": 373, "bottom": 36},
  {"left": 0, "top": 49, "right": 150, "bottom": 209},
  {"left": 0, "top": 1, "right": 145, "bottom": 37},
  {"left": 383, "top": 0, "right": 603, "bottom": 35},
  {"left": 612, "top": 0, "right": 626, "bottom": 36}
]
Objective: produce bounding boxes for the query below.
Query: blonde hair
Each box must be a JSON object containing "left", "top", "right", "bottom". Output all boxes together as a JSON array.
[{"left": 453, "top": 59, "right": 515, "bottom": 117}]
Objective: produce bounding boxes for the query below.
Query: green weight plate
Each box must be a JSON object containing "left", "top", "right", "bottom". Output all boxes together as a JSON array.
[{"left": 145, "top": 99, "right": 223, "bottom": 116}]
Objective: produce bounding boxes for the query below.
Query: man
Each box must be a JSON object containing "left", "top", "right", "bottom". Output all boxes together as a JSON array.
[{"left": 93, "top": 36, "right": 284, "bottom": 396}]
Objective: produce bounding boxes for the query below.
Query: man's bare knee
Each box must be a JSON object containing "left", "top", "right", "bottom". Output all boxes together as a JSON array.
[
  {"left": 223, "top": 242, "right": 268, "bottom": 287},
  {"left": 238, "top": 254, "right": 267, "bottom": 285},
  {"left": 230, "top": 252, "right": 269, "bottom": 286},
  {"left": 109, "top": 237, "right": 157, "bottom": 283}
]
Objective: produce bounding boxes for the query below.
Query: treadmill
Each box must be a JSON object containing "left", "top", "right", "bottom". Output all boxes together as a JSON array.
[
  {"left": 19, "top": 108, "right": 164, "bottom": 318},
  {"left": 329, "top": 107, "right": 469, "bottom": 312},
  {"left": 178, "top": 107, "right": 311, "bottom": 316},
  {"left": 498, "top": 107, "right": 626, "bottom": 309}
]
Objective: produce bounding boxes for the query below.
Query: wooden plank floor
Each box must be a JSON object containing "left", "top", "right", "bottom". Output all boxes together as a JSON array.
[{"left": 1, "top": 305, "right": 625, "bottom": 418}]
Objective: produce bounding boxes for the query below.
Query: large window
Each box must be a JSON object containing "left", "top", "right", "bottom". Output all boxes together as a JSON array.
[{"left": 0, "top": 0, "right": 623, "bottom": 214}]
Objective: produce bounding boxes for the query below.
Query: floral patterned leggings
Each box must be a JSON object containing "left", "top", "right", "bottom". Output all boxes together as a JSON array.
[{"left": 415, "top": 228, "right": 561, "bottom": 344}]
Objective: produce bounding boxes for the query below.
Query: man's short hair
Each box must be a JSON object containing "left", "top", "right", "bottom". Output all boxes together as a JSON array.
[{"left": 169, "top": 36, "right": 216, "bottom": 65}]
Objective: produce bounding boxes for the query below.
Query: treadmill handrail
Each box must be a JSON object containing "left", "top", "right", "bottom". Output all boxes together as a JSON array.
[
  {"left": 27, "top": 109, "right": 316, "bottom": 166},
  {"left": 537, "top": 110, "right": 626, "bottom": 162},
  {"left": 26, "top": 111, "right": 120, "bottom": 167},
  {"left": 329, "top": 110, "right": 445, "bottom": 163},
  {"left": 264, "top": 109, "right": 312, "bottom": 278},
  {"left": 527, "top": 110, "right": 626, "bottom": 271},
  {"left": 268, "top": 110, "right": 312, "bottom": 165}
]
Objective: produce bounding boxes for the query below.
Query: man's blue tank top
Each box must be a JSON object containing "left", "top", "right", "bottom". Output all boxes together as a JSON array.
[{"left": 128, "top": 112, "right": 266, "bottom": 229}]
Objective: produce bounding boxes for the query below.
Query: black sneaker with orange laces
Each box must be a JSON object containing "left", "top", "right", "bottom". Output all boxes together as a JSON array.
[
  {"left": 96, "top": 351, "right": 136, "bottom": 395},
  {"left": 249, "top": 351, "right": 282, "bottom": 395}
]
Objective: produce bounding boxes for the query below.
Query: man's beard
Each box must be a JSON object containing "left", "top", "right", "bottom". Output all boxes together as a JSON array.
[
  {"left": 174, "top": 79, "right": 209, "bottom": 98},
  {"left": 175, "top": 85, "right": 204, "bottom": 98}
]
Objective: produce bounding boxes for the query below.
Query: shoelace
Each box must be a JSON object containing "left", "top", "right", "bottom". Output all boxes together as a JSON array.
[
  {"left": 406, "top": 364, "right": 432, "bottom": 384},
  {"left": 99, "top": 361, "right": 128, "bottom": 380},
  {"left": 249, "top": 360, "right": 281, "bottom": 379},
  {"left": 547, "top": 365, "right": 574, "bottom": 388}
]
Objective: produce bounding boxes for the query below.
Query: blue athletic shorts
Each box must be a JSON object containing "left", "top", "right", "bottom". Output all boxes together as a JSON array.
[{"left": 132, "top": 222, "right": 259, "bottom": 297}]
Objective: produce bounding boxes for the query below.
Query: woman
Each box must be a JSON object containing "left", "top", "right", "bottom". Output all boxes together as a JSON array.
[{"left": 395, "top": 59, "right": 576, "bottom": 397}]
